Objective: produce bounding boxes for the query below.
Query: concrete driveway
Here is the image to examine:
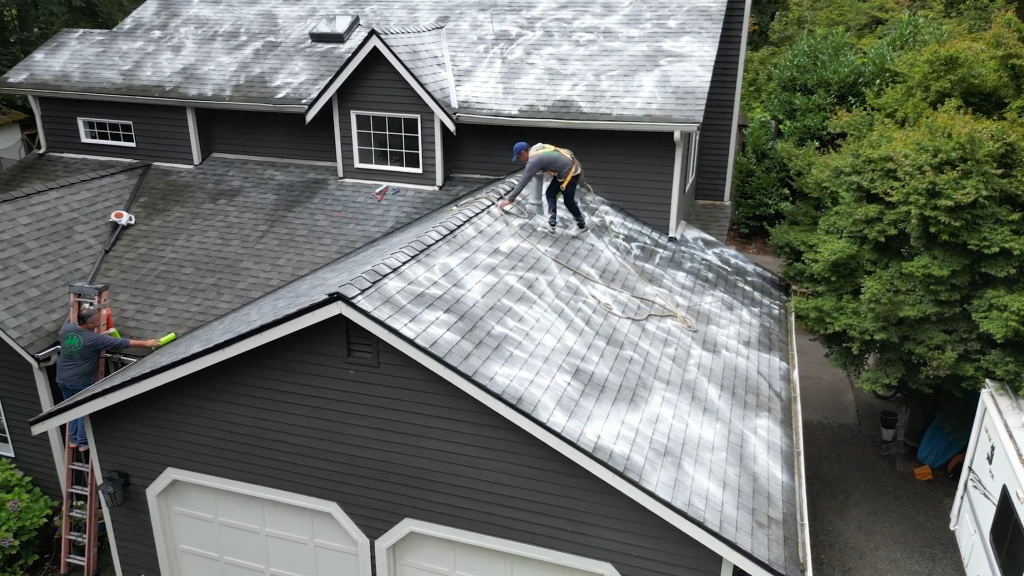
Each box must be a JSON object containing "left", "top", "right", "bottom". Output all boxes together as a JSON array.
[{"left": 744, "top": 252, "right": 965, "bottom": 576}]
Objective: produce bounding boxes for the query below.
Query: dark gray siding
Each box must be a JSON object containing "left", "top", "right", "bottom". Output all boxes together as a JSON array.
[
  {"left": 39, "top": 98, "right": 192, "bottom": 164},
  {"left": 694, "top": 0, "right": 746, "bottom": 202},
  {"left": 195, "top": 109, "right": 213, "bottom": 161},
  {"left": 196, "top": 109, "right": 335, "bottom": 163},
  {"left": 336, "top": 49, "right": 437, "bottom": 187},
  {"left": 93, "top": 316, "right": 721, "bottom": 576},
  {"left": 449, "top": 125, "right": 675, "bottom": 233},
  {"left": 0, "top": 341, "right": 60, "bottom": 498}
]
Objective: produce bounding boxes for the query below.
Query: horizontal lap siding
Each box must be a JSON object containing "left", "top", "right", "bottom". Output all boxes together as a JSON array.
[
  {"left": 0, "top": 342, "right": 59, "bottom": 498},
  {"left": 694, "top": 0, "right": 746, "bottom": 202},
  {"left": 93, "top": 317, "right": 720, "bottom": 576},
  {"left": 449, "top": 125, "right": 675, "bottom": 233},
  {"left": 39, "top": 98, "right": 192, "bottom": 164},
  {"left": 336, "top": 49, "right": 437, "bottom": 187},
  {"left": 198, "top": 109, "right": 335, "bottom": 162}
]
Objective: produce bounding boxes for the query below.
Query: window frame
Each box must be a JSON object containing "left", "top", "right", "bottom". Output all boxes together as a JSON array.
[
  {"left": 343, "top": 318, "right": 380, "bottom": 367},
  {"left": 77, "top": 117, "right": 137, "bottom": 148},
  {"left": 0, "top": 399, "right": 15, "bottom": 457},
  {"left": 990, "top": 485, "right": 1024, "bottom": 576},
  {"left": 686, "top": 131, "right": 699, "bottom": 185},
  {"left": 350, "top": 110, "right": 423, "bottom": 174}
]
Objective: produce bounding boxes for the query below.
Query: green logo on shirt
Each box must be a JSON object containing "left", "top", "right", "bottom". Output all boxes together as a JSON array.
[{"left": 64, "top": 333, "right": 83, "bottom": 354}]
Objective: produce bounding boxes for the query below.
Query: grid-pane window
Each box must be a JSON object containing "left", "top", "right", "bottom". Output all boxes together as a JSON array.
[
  {"left": 78, "top": 118, "right": 136, "bottom": 147},
  {"left": 352, "top": 112, "right": 422, "bottom": 173},
  {"left": 0, "top": 400, "right": 14, "bottom": 457},
  {"left": 991, "top": 486, "right": 1024, "bottom": 576}
]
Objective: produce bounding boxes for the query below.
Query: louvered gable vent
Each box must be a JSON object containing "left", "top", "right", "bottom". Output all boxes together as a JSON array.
[{"left": 344, "top": 319, "right": 379, "bottom": 366}]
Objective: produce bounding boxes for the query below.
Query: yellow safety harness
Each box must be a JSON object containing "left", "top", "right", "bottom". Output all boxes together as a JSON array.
[{"left": 529, "top": 143, "right": 581, "bottom": 190}]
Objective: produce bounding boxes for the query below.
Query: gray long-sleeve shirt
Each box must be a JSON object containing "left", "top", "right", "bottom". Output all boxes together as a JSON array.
[{"left": 505, "top": 146, "right": 583, "bottom": 202}]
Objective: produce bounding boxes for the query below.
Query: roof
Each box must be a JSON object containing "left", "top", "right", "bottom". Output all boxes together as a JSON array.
[
  {"left": 0, "top": 153, "right": 494, "bottom": 353},
  {"left": 32, "top": 175, "right": 803, "bottom": 576},
  {"left": 0, "top": 0, "right": 728, "bottom": 124},
  {"left": 0, "top": 109, "right": 29, "bottom": 126}
]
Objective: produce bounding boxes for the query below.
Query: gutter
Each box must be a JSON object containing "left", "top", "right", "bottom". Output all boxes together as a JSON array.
[
  {"left": 455, "top": 113, "right": 700, "bottom": 133},
  {"left": 0, "top": 87, "right": 306, "bottom": 113},
  {"left": 789, "top": 303, "right": 814, "bottom": 575}
]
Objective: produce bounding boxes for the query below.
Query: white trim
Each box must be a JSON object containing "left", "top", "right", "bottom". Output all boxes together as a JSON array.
[
  {"left": 2, "top": 88, "right": 306, "bottom": 113},
  {"left": 333, "top": 94, "right": 344, "bottom": 178},
  {"left": 440, "top": 27, "right": 458, "bottom": 109},
  {"left": 375, "top": 519, "right": 621, "bottom": 576},
  {"left": 30, "top": 302, "right": 343, "bottom": 435},
  {"left": 147, "top": 467, "right": 372, "bottom": 576},
  {"left": 687, "top": 132, "right": 699, "bottom": 186},
  {"left": 0, "top": 400, "right": 15, "bottom": 458},
  {"left": 306, "top": 35, "right": 457, "bottom": 134},
  {"left": 336, "top": 302, "right": 775, "bottom": 576},
  {"left": 339, "top": 177, "right": 438, "bottom": 191},
  {"left": 789, "top": 308, "right": 813, "bottom": 576},
  {"left": 152, "top": 162, "right": 195, "bottom": 170},
  {"left": 0, "top": 327, "right": 65, "bottom": 491},
  {"left": 455, "top": 114, "right": 699, "bottom": 133},
  {"left": 208, "top": 152, "right": 336, "bottom": 168},
  {"left": 434, "top": 114, "right": 444, "bottom": 187},
  {"left": 669, "top": 131, "right": 684, "bottom": 238},
  {"left": 185, "top": 107, "right": 201, "bottom": 165},
  {"left": 350, "top": 110, "right": 424, "bottom": 174},
  {"left": 951, "top": 389, "right": 987, "bottom": 530},
  {"left": 720, "top": 558, "right": 735, "bottom": 576},
  {"left": 723, "top": 0, "right": 754, "bottom": 204},
  {"left": 449, "top": 173, "right": 501, "bottom": 179},
  {"left": 84, "top": 416, "right": 124, "bottom": 576},
  {"left": 27, "top": 95, "right": 46, "bottom": 153},
  {"left": 49, "top": 152, "right": 135, "bottom": 163},
  {"left": 77, "top": 117, "right": 137, "bottom": 148}
]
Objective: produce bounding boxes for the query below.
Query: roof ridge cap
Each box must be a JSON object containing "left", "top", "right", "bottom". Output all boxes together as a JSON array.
[
  {"left": 375, "top": 21, "right": 447, "bottom": 35},
  {"left": 0, "top": 161, "right": 150, "bottom": 204}
]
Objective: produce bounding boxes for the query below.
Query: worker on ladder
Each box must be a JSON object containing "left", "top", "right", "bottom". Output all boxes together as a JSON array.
[
  {"left": 499, "top": 141, "right": 589, "bottom": 237},
  {"left": 55, "top": 307, "right": 163, "bottom": 451}
]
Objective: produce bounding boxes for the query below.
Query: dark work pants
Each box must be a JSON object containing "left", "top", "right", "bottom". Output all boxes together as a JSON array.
[{"left": 545, "top": 174, "right": 585, "bottom": 227}]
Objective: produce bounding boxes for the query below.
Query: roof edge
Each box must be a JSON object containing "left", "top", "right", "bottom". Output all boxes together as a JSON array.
[
  {"left": 0, "top": 87, "right": 306, "bottom": 113},
  {"left": 455, "top": 114, "right": 700, "bottom": 133},
  {"left": 0, "top": 160, "right": 149, "bottom": 204},
  {"left": 789, "top": 303, "right": 813, "bottom": 576}
]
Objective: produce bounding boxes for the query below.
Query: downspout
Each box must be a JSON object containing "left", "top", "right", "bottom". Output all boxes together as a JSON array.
[
  {"left": 789, "top": 303, "right": 813, "bottom": 575},
  {"left": 31, "top": 355, "right": 64, "bottom": 492},
  {"left": 27, "top": 96, "right": 47, "bottom": 154}
]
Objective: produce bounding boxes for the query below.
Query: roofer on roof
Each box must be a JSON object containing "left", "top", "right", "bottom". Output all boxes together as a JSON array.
[
  {"left": 499, "top": 142, "right": 589, "bottom": 237},
  {"left": 55, "top": 307, "right": 163, "bottom": 451}
]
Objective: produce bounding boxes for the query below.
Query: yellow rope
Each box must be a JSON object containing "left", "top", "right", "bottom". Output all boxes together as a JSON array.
[{"left": 456, "top": 192, "right": 698, "bottom": 331}]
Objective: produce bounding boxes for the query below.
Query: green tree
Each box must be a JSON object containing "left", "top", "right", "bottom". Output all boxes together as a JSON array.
[{"left": 772, "top": 105, "right": 1024, "bottom": 394}]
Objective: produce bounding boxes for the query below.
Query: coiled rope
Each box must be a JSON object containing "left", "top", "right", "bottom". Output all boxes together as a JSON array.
[{"left": 453, "top": 187, "right": 698, "bottom": 332}]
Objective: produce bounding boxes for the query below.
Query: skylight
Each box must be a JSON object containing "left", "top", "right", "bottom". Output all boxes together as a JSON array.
[{"left": 309, "top": 15, "right": 360, "bottom": 43}]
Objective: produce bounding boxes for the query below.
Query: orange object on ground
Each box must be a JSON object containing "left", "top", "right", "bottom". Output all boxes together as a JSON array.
[
  {"left": 947, "top": 453, "right": 965, "bottom": 475},
  {"left": 914, "top": 465, "right": 933, "bottom": 481}
]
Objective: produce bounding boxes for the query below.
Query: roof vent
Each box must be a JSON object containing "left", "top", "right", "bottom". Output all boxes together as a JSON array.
[{"left": 309, "top": 15, "right": 360, "bottom": 43}]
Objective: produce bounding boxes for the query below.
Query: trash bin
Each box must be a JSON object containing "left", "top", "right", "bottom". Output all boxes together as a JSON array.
[{"left": 880, "top": 410, "right": 899, "bottom": 442}]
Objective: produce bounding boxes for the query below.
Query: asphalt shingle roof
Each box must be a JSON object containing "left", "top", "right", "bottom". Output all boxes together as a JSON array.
[
  {"left": 0, "top": 0, "right": 727, "bottom": 124},
  {"left": 0, "top": 155, "right": 493, "bottom": 353},
  {"left": 37, "top": 175, "right": 802, "bottom": 576},
  {"left": 0, "top": 154, "right": 129, "bottom": 197}
]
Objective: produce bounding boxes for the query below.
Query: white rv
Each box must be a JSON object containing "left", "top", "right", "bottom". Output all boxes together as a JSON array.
[{"left": 950, "top": 380, "right": 1024, "bottom": 576}]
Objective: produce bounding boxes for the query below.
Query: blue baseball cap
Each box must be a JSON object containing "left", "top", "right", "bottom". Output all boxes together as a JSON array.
[{"left": 512, "top": 142, "right": 529, "bottom": 161}]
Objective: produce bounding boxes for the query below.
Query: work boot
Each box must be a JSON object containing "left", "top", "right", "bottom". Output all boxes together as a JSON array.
[
  {"left": 546, "top": 221, "right": 557, "bottom": 234},
  {"left": 570, "top": 222, "right": 589, "bottom": 238}
]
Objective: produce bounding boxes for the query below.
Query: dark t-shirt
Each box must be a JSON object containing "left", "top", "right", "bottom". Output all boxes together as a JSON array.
[{"left": 55, "top": 322, "right": 130, "bottom": 386}]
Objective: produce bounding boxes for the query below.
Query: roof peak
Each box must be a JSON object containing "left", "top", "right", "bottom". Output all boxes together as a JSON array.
[{"left": 375, "top": 21, "right": 447, "bottom": 35}]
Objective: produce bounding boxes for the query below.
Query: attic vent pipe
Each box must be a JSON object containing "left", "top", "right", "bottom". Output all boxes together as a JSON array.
[{"left": 310, "top": 15, "right": 360, "bottom": 43}]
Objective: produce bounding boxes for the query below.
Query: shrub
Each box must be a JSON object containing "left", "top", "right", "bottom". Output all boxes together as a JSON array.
[
  {"left": 732, "top": 114, "right": 791, "bottom": 236},
  {"left": 0, "top": 459, "right": 58, "bottom": 575}
]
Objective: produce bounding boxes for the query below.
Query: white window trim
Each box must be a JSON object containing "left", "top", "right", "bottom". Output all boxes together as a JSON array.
[
  {"left": 375, "top": 519, "right": 622, "bottom": 576},
  {"left": 147, "top": 467, "right": 372, "bottom": 576},
  {"left": 0, "top": 399, "right": 14, "bottom": 458},
  {"left": 350, "top": 110, "right": 424, "bottom": 174},
  {"left": 77, "top": 117, "right": 137, "bottom": 148},
  {"left": 687, "top": 132, "right": 699, "bottom": 186}
]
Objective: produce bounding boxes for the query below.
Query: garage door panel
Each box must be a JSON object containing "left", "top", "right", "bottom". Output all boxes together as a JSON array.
[
  {"left": 264, "top": 499, "right": 315, "bottom": 539},
  {"left": 397, "top": 533, "right": 453, "bottom": 570},
  {"left": 268, "top": 535, "right": 316, "bottom": 575},
  {"left": 316, "top": 547, "right": 361, "bottom": 574},
  {"left": 218, "top": 490, "right": 265, "bottom": 528},
  {"left": 314, "top": 513, "right": 357, "bottom": 548},
  {"left": 173, "top": 511, "right": 221, "bottom": 553},
  {"left": 455, "top": 543, "right": 507, "bottom": 576},
  {"left": 225, "top": 563, "right": 265, "bottom": 576},
  {"left": 180, "top": 549, "right": 226, "bottom": 576},
  {"left": 222, "top": 525, "right": 267, "bottom": 567},
  {"left": 393, "top": 532, "right": 604, "bottom": 576}
]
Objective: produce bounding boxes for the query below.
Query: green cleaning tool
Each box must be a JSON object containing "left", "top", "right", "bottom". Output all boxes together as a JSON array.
[
  {"left": 153, "top": 332, "right": 176, "bottom": 349},
  {"left": 108, "top": 328, "right": 121, "bottom": 338}
]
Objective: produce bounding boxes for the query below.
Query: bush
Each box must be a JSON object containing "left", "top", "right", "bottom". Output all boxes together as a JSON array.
[
  {"left": 0, "top": 460, "right": 57, "bottom": 575},
  {"left": 732, "top": 114, "right": 791, "bottom": 236}
]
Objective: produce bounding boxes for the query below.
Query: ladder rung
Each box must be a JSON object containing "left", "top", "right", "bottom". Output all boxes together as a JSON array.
[
  {"left": 68, "top": 486, "right": 90, "bottom": 496},
  {"left": 65, "top": 531, "right": 87, "bottom": 544},
  {"left": 69, "top": 509, "right": 87, "bottom": 519},
  {"left": 66, "top": 554, "right": 86, "bottom": 566},
  {"left": 69, "top": 462, "right": 90, "bottom": 472}
]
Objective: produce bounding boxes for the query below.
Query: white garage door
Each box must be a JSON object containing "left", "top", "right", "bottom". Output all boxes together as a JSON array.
[
  {"left": 393, "top": 532, "right": 604, "bottom": 576},
  {"left": 154, "top": 478, "right": 363, "bottom": 576}
]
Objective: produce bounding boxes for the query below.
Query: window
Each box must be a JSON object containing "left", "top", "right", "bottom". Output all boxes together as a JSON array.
[
  {"left": 78, "top": 118, "right": 136, "bottom": 147},
  {"left": 344, "top": 318, "right": 379, "bottom": 366},
  {"left": 686, "top": 132, "right": 699, "bottom": 185},
  {"left": 0, "top": 400, "right": 14, "bottom": 457},
  {"left": 351, "top": 111, "right": 422, "bottom": 173},
  {"left": 991, "top": 485, "right": 1024, "bottom": 576}
]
